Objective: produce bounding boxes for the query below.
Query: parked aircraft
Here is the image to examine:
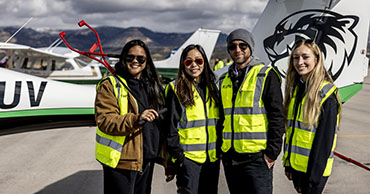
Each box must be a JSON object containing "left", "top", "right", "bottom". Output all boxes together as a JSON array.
[
  {"left": 0, "top": 68, "right": 96, "bottom": 131},
  {"left": 0, "top": 42, "right": 103, "bottom": 84},
  {"left": 0, "top": 27, "right": 220, "bottom": 130},
  {"left": 216, "top": 0, "right": 369, "bottom": 103},
  {"left": 0, "top": 27, "right": 220, "bottom": 85}
]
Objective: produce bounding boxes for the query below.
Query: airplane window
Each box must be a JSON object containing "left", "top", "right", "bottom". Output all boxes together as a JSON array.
[
  {"left": 10, "top": 56, "right": 20, "bottom": 68},
  {"left": 75, "top": 58, "right": 89, "bottom": 68},
  {"left": 60, "top": 62, "right": 74, "bottom": 71},
  {"left": 51, "top": 60, "right": 56, "bottom": 70},
  {"left": 21, "top": 58, "right": 30, "bottom": 69},
  {"left": 51, "top": 60, "right": 74, "bottom": 71},
  {"left": 0, "top": 55, "right": 8, "bottom": 68},
  {"left": 32, "top": 59, "right": 47, "bottom": 70}
]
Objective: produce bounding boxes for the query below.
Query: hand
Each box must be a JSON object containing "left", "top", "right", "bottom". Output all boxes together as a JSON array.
[
  {"left": 139, "top": 109, "right": 159, "bottom": 122},
  {"left": 264, "top": 154, "right": 275, "bottom": 169},
  {"left": 285, "top": 171, "right": 293, "bottom": 181},
  {"left": 166, "top": 174, "right": 175, "bottom": 182},
  {"left": 165, "top": 160, "right": 176, "bottom": 182}
]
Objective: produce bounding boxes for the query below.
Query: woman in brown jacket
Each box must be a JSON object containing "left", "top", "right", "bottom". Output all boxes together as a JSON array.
[{"left": 95, "top": 39, "right": 165, "bottom": 194}]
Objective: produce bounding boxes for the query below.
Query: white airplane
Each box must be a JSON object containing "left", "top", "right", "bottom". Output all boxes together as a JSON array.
[
  {"left": 216, "top": 0, "right": 369, "bottom": 103},
  {"left": 0, "top": 27, "right": 220, "bottom": 85},
  {"left": 253, "top": 0, "right": 369, "bottom": 103},
  {"left": 0, "top": 42, "right": 103, "bottom": 84},
  {"left": 0, "top": 27, "right": 220, "bottom": 130},
  {"left": 0, "top": 67, "right": 96, "bottom": 131}
]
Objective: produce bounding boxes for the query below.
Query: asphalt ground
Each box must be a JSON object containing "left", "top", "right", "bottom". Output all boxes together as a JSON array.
[{"left": 0, "top": 69, "right": 369, "bottom": 194}]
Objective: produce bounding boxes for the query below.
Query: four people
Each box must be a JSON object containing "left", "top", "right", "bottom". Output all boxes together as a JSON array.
[
  {"left": 165, "top": 44, "right": 221, "bottom": 194},
  {"left": 95, "top": 30, "right": 341, "bottom": 194},
  {"left": 95, "top": 39, "right": 165, "bottom": 194},
  {"left": 282, "top": 39, "right": 341, "bottom": 194},
  {"left": 218, "top": 29, "right": 285, "bottom": 194}
]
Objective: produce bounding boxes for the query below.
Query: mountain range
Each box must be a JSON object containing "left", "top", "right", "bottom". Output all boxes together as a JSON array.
[
  {"left": 0, "top": 26, "right": 368, "bottom": 60},
  {"left": 0, "top": 26, "right": 228, "bottom": 53}
]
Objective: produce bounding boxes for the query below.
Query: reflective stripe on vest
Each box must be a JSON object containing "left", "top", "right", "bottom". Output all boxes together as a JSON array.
[
  {"left": 166, "top": 81, "right": 219, "bottom": 163},
  {"left": 95, "top": 75, "right": 130, "bottom": 168},
  {"left": 220, "top": 64, "right": 271, "bottom": 153},
  {"left": 282, "top": 81, "right": 339, "bottom": 176}
]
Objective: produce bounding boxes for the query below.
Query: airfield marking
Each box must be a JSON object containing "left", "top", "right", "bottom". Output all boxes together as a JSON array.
[{"left": 338, "top": 134, "right": 370, "bottom": 138}]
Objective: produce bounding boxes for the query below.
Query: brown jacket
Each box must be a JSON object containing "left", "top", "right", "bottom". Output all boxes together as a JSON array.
[{"left": 95, "top": 78, "right": 144, "bottom": 171}]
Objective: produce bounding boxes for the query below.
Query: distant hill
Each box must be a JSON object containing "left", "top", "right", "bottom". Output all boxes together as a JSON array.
[
  {"left": 0, "top": 26, "right": 228, "bottom": 53},
  {"left": 1, "top": 25, "right": 367, "bottom": 61}
]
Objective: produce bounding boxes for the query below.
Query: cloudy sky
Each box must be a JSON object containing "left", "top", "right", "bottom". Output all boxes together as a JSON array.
[{"left": 0, "top": 0, "right": 268, "bottom": 34}]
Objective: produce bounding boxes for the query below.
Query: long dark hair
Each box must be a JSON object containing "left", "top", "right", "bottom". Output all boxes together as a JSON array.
[
  {"left": 115, "top": 39, "right": 164, "bottom": 111},
  {"left": 175, "top": 44, "right": 219, "bottom": 107}
]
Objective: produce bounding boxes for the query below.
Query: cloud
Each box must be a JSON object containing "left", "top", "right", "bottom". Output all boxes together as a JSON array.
[{"left": 0, "top": 0, "right": 268, "bottom": 33}]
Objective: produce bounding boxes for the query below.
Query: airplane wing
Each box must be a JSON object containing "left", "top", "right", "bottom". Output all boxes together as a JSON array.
[
  {"left": 0, "top": 42, "right": 71, "bottom": 59},
  {"left": 252, "top": 0, "right": 369, "bottom": 102}
]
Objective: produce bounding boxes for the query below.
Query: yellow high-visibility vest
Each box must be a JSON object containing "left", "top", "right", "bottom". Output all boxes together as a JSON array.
[
  {"left": 214, "top": 60, "right": 225, "bottom": 71},
  {"left": 166, "top": 81, "right": 219, "bottom": 163},
  {"left": 95, "top": 75, "right": 132, "bottom": 168},
  {"left": 220, "top": 64, "right": 273, "bottom": 153},
  {"left": 226, "top": 61, "right": 233, "bottom": 66},
  {"left": 282, "top": 81, "right": 339, "bottom": 176}
]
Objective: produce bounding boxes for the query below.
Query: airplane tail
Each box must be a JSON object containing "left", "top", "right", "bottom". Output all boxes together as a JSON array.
[
  {"left": 154, "top": 28, "right": 220, "bottom": 69},
  {"left": 252, "top": 0, "right": 369, "bottom": 102}
]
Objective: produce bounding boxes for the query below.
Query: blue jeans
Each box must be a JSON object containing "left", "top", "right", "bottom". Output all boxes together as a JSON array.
[{"left": 223, "top": 153, "right": 273, "bottom": 194}]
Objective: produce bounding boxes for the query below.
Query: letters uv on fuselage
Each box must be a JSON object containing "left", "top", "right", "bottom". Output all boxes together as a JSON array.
[{"left": 0, "top": 68, "right": 96, "bottom": 129}]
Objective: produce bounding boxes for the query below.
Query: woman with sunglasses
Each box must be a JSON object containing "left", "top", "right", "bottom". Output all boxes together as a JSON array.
[
  {"left": 165, "top": 44, "right": 221, "bottom": 194},
  {"left": 283, "top": 39, "right": 342, "bottom": 194},
  {"left": 95, "top": 39, "right": 165, "bottom": 194}
]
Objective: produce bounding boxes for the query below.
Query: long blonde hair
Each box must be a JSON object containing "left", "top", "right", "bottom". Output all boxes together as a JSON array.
[{"left": 284, "top": 40, "right": 342, "bottom": 127}]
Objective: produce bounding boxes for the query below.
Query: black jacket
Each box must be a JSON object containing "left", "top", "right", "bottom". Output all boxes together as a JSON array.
[
  {"left": 119, "top": 70, "right": 162, "bottom": 161},
  {"left": 220, "top": 61, "right": 285, "bottom": 162}
]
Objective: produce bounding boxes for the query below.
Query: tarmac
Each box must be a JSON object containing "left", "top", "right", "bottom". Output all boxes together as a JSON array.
[{"left": 0, "top": 68, "right": 369, "bottom": 194}]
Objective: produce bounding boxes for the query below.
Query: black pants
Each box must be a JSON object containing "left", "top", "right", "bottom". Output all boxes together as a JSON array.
[
  {"left": 176, "top": 158, "right": 220, "bottom": 194},
  {"left": 223, "top": 154, "right": 273, "bottom": 194},
  {"left": 102, "top": 161, "right": 155, "bottom": 194},
  {"left": 291, "top": 170, "right": 328, "bottom": 194}
]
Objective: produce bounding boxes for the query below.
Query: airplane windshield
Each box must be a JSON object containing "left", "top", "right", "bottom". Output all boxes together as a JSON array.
[{"left": 75, "top": 58, "right": 89, "bottom": 68}]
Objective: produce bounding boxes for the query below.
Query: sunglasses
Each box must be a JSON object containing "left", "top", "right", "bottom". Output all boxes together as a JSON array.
[
  {"left": 294, "top": 39, "right": 314, "bottom": 47},
  {"left": 184, "top": 58, "right": 204, "bottom": 66},
  {"left": 227, "top": 43, "right": 249, "bottom": 51},
  {"left": 125, "top": 55, "right": 146, "bottom": 64}
]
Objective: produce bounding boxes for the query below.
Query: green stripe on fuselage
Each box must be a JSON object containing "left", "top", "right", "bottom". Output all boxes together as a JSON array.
[
  {"left": 338, "top": 83, "right": 363, "bottom": 103},
  {"left": 0, "top": 108, "right": 94, "bottom": 118}
]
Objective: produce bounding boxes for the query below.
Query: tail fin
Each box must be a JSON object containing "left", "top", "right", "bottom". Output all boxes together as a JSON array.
[
  {"left": 154, "top": 28, "right": 220, "bottom": 69},
  {"left": 252, "top": 0, "right": 369, "bottom": 102}
]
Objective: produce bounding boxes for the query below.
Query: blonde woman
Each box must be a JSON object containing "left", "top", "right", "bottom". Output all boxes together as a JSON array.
[{"left": 282, "top": 39, "right": 342, "bottom": 194}]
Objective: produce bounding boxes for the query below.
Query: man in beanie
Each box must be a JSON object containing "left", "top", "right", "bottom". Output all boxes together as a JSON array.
[{"left": 218, "top": 28, "right": 285, "bottom": 194}]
